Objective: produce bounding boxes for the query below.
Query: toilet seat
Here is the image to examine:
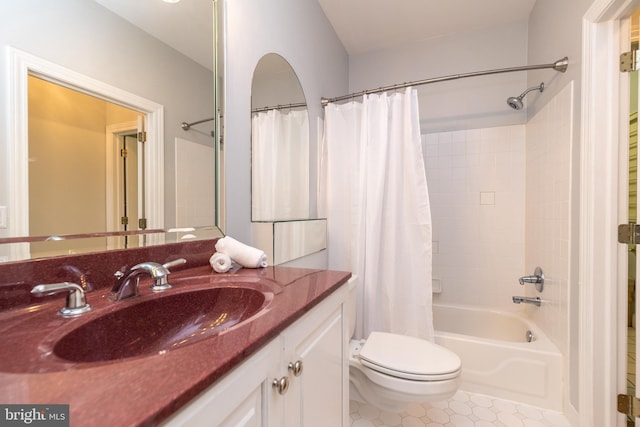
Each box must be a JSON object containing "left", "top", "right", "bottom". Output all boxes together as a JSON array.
[{"left": 358, "top": 331, "right": 461, "bottom": 381}]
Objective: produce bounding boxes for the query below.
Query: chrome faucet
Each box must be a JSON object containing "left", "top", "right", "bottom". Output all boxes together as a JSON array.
[
  {"left": 519, "top": 275, "right": 543, "bottom": 285},
  {"left": 110, "top": 258, "right": 186, "bottom": 301},
  {"left": 31, "top": 282, "right": 92, "bottom": 317},
  {"left": 512, "top": 296, "right": 541, "bottom": 307},
  {"left": 519, "top": 266, "right": 544, "bottom": 292}
]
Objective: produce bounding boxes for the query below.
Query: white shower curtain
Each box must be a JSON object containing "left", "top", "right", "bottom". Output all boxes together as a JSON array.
[
  {"left": 319, "top": 88, "right": 434, "bottom": 341},
  {"left": 252, "top": 109, "right": 309, "bottom": 221}
]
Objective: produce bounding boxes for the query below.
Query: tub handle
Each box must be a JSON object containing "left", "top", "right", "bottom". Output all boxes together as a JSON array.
[{"left": 519, "top": 266, "right": 544, "bottom": 292}]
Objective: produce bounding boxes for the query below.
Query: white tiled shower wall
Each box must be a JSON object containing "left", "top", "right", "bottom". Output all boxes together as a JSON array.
[
  {"left": 424, "top": 125, "right": 526, "bottom": 311},
  {"left": 524, "top": 81, "right": 573, "bottom": 355},
  {"left": 423, "top": 81, "right": 574, "bottom": 356}
]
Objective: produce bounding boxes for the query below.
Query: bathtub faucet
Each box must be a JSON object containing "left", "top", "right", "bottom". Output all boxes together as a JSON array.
[
  {"left": 512, "top": 296, "right": 541, "bottom": 307},
  {"left": 519, "top": 267, "right": 544, "bottom": 292},
  {"left": 519, "top": 275, "right": 543, "bottom": 285}
]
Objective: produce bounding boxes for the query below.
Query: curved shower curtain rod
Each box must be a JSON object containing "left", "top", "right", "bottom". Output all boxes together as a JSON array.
[
  {"left": 320, "top": 56, "right": 569, "bottom": 107},
  {"left": 252, "top": 101, "right": 307, "bottom": 113},
  {"left": 181, "top": 117, "right": 214, "bottom": 131}
]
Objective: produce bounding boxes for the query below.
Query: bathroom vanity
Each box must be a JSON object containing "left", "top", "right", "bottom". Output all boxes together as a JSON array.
[
  {"left": 0, "top": 239, "right": 351, "bottom": 426},
  {"left": 164, "top": 273, "right": 350, "bottom": 426}
]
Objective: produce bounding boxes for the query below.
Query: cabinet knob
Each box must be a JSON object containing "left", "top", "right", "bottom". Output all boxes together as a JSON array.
[
  {"left": 272, "top": 376, "right": 289, "bottom": 395},
  {"left": 288, "top": 360, "right": 303, "bottom": 377}
]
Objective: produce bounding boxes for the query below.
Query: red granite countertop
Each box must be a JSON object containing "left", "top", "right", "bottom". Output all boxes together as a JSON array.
[{"left": 0, "top": 265, "right": 351, "bottom": 426}]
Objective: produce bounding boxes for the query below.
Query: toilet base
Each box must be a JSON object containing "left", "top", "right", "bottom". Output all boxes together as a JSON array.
[
  {"left": 349, "top": 364, "right": 460, "bottom": 412},
  {"left": 350, "top": 367, "right": 409, "bottom": 412},
  {"left": 348, "top": 339, "right": 460, "bottom": 412}
]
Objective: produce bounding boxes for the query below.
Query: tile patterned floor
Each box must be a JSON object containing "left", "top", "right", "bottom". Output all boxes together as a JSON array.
[{"left": 350, "top": 390, "right": 570, "bottom": 427}]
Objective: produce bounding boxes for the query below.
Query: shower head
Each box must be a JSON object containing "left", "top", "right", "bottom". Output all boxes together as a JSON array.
[
  {"left": 506, "top": 96, "right": 524, "bottom": 110},
  {"left": 506, "top": 82, "right": 545, "bottom": 110}
]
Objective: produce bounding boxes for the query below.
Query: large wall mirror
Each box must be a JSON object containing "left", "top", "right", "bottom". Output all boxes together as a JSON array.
[
  {"left": 251, "top": 53, "right": 309, "bottom": 221},
  {"left": 0, "top": 0, "right": 223, "bottom": 261}
]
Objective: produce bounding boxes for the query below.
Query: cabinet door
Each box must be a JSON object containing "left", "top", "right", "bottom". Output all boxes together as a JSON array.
[
  {"left": 218, "top": 388, "right": 264, "bottom": 427},
  {"left": 162, "top": 340, "right": 281, "bottom": 427},
  {"left": 282, "top": 304, "right": 345, "bottom": 427}
]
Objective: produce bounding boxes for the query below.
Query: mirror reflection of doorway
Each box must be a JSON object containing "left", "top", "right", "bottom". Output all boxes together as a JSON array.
[
  {"left": 28, "top": 75, "right": 144, "bottom": 237},
  {"left": 120, "top": 133, "right": 139, "bottom": 231}
]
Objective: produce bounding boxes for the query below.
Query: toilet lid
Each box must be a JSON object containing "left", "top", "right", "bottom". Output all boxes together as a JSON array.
[{"left": 359, "top": 331, "right": 461, "bottom": 381}]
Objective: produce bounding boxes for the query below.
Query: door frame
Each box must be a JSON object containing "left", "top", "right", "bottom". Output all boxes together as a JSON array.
[
  {"left": 7, "top": 47, "right": 165, "bottom": 238},
  {"left": 105, "top": 121, "right": 139, "bottom": 232},
  {"left": 581, "top": 0, "right": 640, "bottom": 425}
]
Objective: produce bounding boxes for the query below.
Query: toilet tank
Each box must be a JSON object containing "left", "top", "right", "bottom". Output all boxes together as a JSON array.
[{"left": 347, "top": 276, "right": 358, "bottom": 338}]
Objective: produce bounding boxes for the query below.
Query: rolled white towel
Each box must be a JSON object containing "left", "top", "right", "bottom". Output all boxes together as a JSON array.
[
  {"left": 215, "top": 236, "right": 268, "bottom": 268},
  {"left": 210, "top": 252, "right": 232, "bottom": 273}
]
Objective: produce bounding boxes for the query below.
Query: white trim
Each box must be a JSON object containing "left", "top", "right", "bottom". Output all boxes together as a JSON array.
[
  {"left": 617, "top": 13, "right": 633, "bottom": 426},
  {"left": 7, "top": 48, "right": 30, "bottom": 239},
  {"left": 580, "top": 1, "right": 640, "bottom": 425},
  {"left": 580, "top": 12, "right": 618, "bottom": 427},
  {"left": 144, "top": 107, "right": 165, "bottom": 230},
  {"left": 6, "top": 47, "right": 165, "bottom": 237}
]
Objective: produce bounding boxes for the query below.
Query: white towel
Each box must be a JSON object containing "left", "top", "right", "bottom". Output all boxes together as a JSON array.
[
  {"left": 215, "top": 236, "right": 268, "bottom": 268},
  {"left": 210, "top": 252, "right": 233, "bottom": 273}
]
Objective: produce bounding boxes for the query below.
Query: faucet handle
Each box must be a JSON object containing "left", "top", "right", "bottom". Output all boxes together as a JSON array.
[
  {"left": 31, "top": 282, "right": 92, "bottom": 317},
  {"left": 518, "top": 266, "right": 544, "bottom": 292},
  {"left": 519, "top": 275, "right": 542, "bottom": 285},
  {"left": 163, "top": 258, "right": 187, "bottom": 270},
  {"left": 150, "top": 258, "right": 187, "bottom": 292}
]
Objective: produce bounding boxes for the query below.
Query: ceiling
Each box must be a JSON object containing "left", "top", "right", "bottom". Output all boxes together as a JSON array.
[
  {"left": 94, "top": 0, "right": 214, "bottom": 70},
  {"left": 318, "top": 0, "right": 537, "bottom": 55},
  {"left": 94, "top": 0, "right": 536, "bottom": 66}
]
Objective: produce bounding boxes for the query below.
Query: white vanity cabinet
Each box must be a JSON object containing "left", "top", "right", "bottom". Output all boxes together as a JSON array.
[
  {"left": 165, "top": 339, "right": 282, "bottom": 427},
  {"left": 163, "top": 282, "right": 349, "bottom": 427},
  {"left": 280, "top": 300, "right": 346, "bottom": 427}
]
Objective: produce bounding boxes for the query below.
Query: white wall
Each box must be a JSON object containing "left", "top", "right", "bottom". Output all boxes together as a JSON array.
[
  {"left": 528, "top": 1, "right": 593, "bottom": 420},
  {"left": 524, "top": 80, "right": 574, "bottom": 405},
  {"left": 426, "top": 126, "right": 526, "bottom": 311},
  {"left": 0, "top": 0, "right": 214, "bottom": 235},
  {"left": 348, "top": 20, "right": 529, "bottom": 133},
  {"left": 527, "top": 0, "right": 590, "bottom": 119},
  {"left": 224, "top": 0, "right": 348, "bottom": 242}
]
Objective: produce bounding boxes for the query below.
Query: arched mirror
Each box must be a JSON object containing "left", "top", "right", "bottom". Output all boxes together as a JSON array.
[{"left": 251, "top": 53, "right": 309, "bottom": 221}]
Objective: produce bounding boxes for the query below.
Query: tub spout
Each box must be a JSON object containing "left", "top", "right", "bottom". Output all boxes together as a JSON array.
[{"left": 512, "top": 296, "right": 541, "bottom": 307}]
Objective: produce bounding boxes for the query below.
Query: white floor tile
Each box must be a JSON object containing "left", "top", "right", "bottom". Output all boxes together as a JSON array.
[{"left": 349, "top": 390, "right": 570, "bottom": 427}]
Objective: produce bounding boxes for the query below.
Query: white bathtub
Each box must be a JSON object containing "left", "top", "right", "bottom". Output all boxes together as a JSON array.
[{"left": 433, "top": 303, "right": 563, "bottom": 411}]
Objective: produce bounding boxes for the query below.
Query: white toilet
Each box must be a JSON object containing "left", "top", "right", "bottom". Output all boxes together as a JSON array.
[{"left": 347, "top": 279, "right": 462, "bottom": 411}]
